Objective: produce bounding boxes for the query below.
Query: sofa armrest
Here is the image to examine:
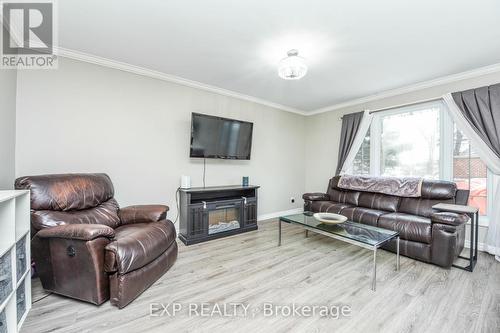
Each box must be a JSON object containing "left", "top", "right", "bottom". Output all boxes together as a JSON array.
[
  {"left": 36, "top": 224, "right": 115, "bottom": 241},
  {"left": 431, "top": 212, "right": 469, "bottom": 227},
  {"left": 119, "top": 205, "right": 169, "bottom": 225},
  {"left": 302, "top": 193, "right": 330, "bottom": 201}
]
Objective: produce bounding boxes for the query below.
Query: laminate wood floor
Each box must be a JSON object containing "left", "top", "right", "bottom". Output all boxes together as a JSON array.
[{"left": 23, "top": 219, "right": 500, "bottom": 333}]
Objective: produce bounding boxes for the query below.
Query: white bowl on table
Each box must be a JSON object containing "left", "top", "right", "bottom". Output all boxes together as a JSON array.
[{"left": 313, "top": 212, "right": 348, "bottom": 224}]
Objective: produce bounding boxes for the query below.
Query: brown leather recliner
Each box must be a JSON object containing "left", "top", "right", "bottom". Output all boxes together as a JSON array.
[
  {"left": 303, "top": 176, "right": 470, "bottom": 268},
  {"left": 15, "top": 173, "right": 178, "bottom": 308}
]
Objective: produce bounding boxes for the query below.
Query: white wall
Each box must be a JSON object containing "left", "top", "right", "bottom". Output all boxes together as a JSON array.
[
  {"left": 0, "top": 69, "right": 17, "bottom": 189},
  {"left": 15, "top": 58, "right": 306, "bottom": 221},
  {"left": 305, "top": 70, "right": 500, "bottom": 246}
]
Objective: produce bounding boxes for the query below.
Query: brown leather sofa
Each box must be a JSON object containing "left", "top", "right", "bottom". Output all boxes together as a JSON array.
[
  {"left": 303, "top": 176, "right": 470, "bottom": 268},
  {"left": 15, "top": 173, "right": 178, "bottom": 308}
]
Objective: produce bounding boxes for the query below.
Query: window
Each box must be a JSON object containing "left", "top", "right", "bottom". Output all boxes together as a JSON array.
[
  {"left": 453, "top": 126, "right": 488, "bottom": 215},
  {"left": 380, "top": 108, "right": 440, "bottom": 178},
  {"left": 351, "top": 100, "right": 491, "bottom": 220},
  {"left": 352, "top": 129, "right": 370, "bottom": 175}
]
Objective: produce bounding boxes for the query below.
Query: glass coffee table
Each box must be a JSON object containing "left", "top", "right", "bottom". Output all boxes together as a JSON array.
[{"left": 278, "top": 212, "right": 400, "bottom": 291}]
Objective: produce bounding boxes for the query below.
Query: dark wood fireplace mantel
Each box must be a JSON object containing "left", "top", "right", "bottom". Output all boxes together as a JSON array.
[{"left": 178, "top": 185, "right": 259, "bottom": 245}]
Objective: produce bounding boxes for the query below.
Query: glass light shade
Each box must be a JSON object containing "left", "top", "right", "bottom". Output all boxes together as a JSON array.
[{"left": 278, "top": 49, "right": 308, "bottom": 80}]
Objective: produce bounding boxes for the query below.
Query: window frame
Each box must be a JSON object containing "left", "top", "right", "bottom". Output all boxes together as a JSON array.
[
  {"left": 368, "top": 100, "right": 444, "bottom": 177},
  {"left": 350, "top": 99, "right": 492, "bottom": 225}
]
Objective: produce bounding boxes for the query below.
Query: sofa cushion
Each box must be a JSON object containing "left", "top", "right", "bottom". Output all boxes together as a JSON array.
[
  {"left": 357, "top": 192, "right": 400, "bottom": 212},
  {"left": 398, "top": 197, "right": 454, "bottom": 218},
  {"left": 327, "top": 189, "right": 360, "bottom": 205},
  {"left": 397, "top": 180, "right": 457, "bottom": 218},
  {"left": 327, "top": 177, "right": 360, "bottom": 205},
  {"left": 378, "top": 213, "right": 432, "bottom": 244},
  {"left": 420, "top": 180, "right": 457, "bottom": 199},
  {"left": 340, "top": 207, "right": 388, "bottom": 226},
  {"left": 381, "top": 238, "right": 431, "bottom": 263},
  {"left": 105, "top": 220, "right": 176, "bottom": 274},
  {"left": 310, "top": 201, "right": 352, "bottom": 214}
]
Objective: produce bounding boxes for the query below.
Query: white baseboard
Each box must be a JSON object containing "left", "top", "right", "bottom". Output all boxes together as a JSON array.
[
  {"left": 257, "top": 208, "right": 303, "bottom": 222},
  {"left": 464, "top": 240, "right": 499, "bottom": 254},
  {"left": 464, "top": 240, "right": 485, "bottom": 251}
]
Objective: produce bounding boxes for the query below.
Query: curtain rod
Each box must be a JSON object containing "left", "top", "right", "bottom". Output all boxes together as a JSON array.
[
  {"left": 368, "top": 96, "right": 443, "bottom": 114},
  {"left": 339, "top": 96, "right": 443, "bottom": 120}
]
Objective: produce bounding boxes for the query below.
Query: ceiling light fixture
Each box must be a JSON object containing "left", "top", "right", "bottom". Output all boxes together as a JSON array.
[{"left": 278, "top": 49, "right": 307, "bottom": 80}]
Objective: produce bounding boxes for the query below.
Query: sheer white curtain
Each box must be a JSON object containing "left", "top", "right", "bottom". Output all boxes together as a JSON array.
[
  {"left": 339, "top": 110, "right": 373, "bottom": 175},
  {"left": 443, "top": 93, "right": 500, "bottom": 261}
]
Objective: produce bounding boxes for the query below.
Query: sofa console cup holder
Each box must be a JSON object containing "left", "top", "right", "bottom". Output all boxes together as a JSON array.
[{"left": 67, "top": 246, "right": 76, "bottom": 257}]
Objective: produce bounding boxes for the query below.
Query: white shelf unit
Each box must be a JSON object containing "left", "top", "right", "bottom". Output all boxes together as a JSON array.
[{"left": 0, "top": 190, "right": 31, "bottom": 333}]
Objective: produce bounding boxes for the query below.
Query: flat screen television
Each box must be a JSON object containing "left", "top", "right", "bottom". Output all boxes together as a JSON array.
[{"left": 190, "top": 113, "right": 253, "bottom": 160}]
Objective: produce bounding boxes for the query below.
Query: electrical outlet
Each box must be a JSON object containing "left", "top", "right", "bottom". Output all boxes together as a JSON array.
[{"left": 291, "top": 197, "right": 295, "bottom": 203}]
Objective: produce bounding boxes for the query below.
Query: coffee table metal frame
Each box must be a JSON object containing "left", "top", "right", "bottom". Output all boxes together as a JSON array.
[{"left": 278, "top": 214, "right": 400, "bottom": 291}]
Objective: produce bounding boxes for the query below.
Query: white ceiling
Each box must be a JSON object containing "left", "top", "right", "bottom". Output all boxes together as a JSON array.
[{"left": 58, "top": 0, "right": 500, "bottom": 112}]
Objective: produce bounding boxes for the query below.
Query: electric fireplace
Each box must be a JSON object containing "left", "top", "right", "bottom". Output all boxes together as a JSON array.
[{"left": 178, "top": 185, "right": 259, "bottom": 245}]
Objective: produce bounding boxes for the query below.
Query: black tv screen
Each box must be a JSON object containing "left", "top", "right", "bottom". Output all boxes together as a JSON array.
[{"left": 190, "top": 113, "right": 253, "bottom": 160}]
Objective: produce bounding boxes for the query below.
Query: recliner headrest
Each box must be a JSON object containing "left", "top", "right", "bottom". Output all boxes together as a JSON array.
[{"left": 15, "top": 173, "right": 115, "bottom": 211}]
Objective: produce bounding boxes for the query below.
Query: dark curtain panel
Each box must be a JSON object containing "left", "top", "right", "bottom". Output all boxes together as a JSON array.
[
  {"left": 452, "top": 83, "right": 500, "bottom": 159},
  {"left": 335, "top": 111, "right": 364, "bottom": 175}
]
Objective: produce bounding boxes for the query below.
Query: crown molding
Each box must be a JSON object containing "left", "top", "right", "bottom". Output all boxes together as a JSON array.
[
  {"left": 8, "top": 32, "right": 500, "bottom": 118},
  {"left": 62, "top": 46, "right": 498, "bottom": 117},
  {"left": 308, "top": 62, "right": 500, "bottom": 116},
  {"left": 55, "top": 47, "right": 307, "bottom": 116}
]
